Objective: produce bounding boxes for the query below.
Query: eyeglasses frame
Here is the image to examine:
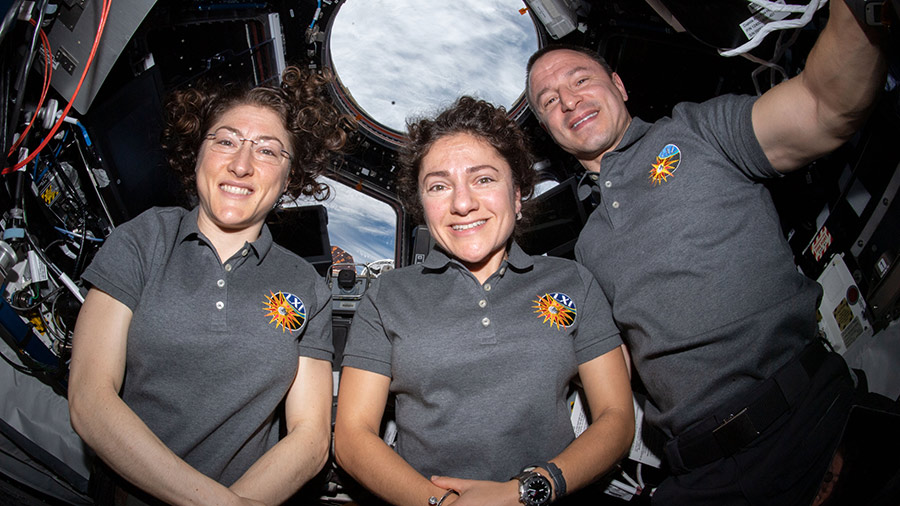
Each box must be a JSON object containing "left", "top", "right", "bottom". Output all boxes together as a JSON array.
[{"left": 203, "top": 129, "right": 294, "bottom": 164}]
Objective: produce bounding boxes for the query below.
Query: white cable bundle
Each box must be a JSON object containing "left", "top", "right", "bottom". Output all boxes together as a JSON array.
[{"left": 719, "top": 0, "right": 829, "bottom": 57}]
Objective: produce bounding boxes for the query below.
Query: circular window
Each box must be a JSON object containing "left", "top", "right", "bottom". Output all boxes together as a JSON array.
[{"left": 326, "top": 0, "right": 539, "bottom": 146}]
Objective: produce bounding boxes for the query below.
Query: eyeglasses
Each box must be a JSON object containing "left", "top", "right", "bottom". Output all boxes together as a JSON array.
[{"left": 204, "top": 128, "right": 293, "bottom": 166}]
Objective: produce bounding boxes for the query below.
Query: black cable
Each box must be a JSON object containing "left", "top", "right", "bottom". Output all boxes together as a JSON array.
[
  {"left": 0, "top": 336, "right": 61, "bottom": 376},
  {"left": 15, "top": 0, "right": 49, "bottom": 99},
  {"left": 0, "top": 347, "right": 32, "bottom": 374},
  {"left": 0, "top": 4, "right": 21, "bottom": 154},
  {"left": 6, "top": 296, "right": 42, "bottom": 312},
  {"left": 37, "top": 299, "right": 66, "bottom": 346},
  {"left": 6, "top": 283, "right": 62, "bottom": 312},
  {"left": 24, "top": 228, "right": 64, "bottom": 280},
  {"left": 1, "top": 43, "right": 11, "bottom": 158},
  {"left": 73, "top": 200, "right": 88, "bottom": 276},
  {"left": 0, "top": 0, "right": 27, "bottom": 49},
  {"left": 8, "top": 0, "right": 48, "bottom": 153},
  {"left": 49, "top": 289, "right": 74, "bottom": 348},
  {"left": 56, "top": 130, "right": 98, "bottom": 276},
  {"left": 43, "top": 238, "right": 62, "bottom": 250},
  {"left": 8, "top": 161, "right": 27, "bottom": 232},
  {"left": 44, "top": 148, "right": 92, "bottom": 228}
]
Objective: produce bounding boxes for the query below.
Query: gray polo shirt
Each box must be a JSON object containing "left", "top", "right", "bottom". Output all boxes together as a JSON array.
[
  {"left": 81, "top": 206, "right": 333, "bottom": 485},
  {"left": 574, "top": 95, "right": 822, "bottom": 437},
  {"left": 341, "top": 241, "right": 621, "bottom": 482}
]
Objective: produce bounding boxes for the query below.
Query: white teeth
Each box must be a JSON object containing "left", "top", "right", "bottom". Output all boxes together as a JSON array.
[
  {"left": 220, "top": 184, "right": 251, "bottom": 195},
  {"left": 572, "top": 112, "right": 597, "bottom": 129},
  {"left": 452, "top": 220, "right": 486, "bottom": 231}
]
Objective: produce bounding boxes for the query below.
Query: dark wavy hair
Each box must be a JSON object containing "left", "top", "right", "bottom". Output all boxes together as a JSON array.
[
  {"left": 398, "top": 96, "right": 536, "bottom": 225},
  {"left": 161, "top": 66, "right": 353, "bottom": 202}
]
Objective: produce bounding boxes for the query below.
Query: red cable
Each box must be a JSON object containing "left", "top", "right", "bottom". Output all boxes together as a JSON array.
[
  {"left": 7, "top": 19, "right": 52, "bottom": 157},
  {"left": 3, "top": 0, "right": 111, "bottom": 175}
]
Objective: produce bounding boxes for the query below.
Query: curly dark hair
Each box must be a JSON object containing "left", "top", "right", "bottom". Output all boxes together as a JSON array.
[
  {"left": 161, "top": 66, "right": 353, "bottom": 202},
  {"left": 398, "top": 96, "right": 536, "bottom": 225}
]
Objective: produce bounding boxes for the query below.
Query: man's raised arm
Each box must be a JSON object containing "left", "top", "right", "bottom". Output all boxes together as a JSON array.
[{"left": 753, "top": 0, "right": 889, "bottom": 172}]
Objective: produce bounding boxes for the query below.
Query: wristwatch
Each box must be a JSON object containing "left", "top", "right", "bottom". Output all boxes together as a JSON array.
[
  {"left": 514, "top": 467, "right": 552, "bottom": 506},
  {"left": 531, "top": 461, "right": 566, "bottom": 499}
]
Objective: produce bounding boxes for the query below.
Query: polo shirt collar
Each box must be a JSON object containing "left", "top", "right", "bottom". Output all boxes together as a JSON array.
[
  {"left": 177, "top": 206, "right": 272, "bottom": 263},
  {"left": 505, "top": 240, "right": 534, "bottom": 271},
  {"left": 176, "top": 206, "right": 204, "bottom": 244},
  {"left": 250, "top": 224, "right": 273, "bottom": 262},
  {"left": 421, "top": 246, "right": 454, "bottom": 270},
  {"left": 421, "top": 239, "right": 534, "bottom": 272},
  {"left": 612, "top": 117, "right": 651, "bottom": 153}
]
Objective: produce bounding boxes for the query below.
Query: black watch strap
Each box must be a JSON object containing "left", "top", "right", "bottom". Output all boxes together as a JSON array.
[{"left": 532, "top": 461, "right": 566, "bottom": 499}]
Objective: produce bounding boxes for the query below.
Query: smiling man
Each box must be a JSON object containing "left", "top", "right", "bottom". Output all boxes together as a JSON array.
[{"left": 526, "top": 1, "right": 889, "bottom": 504}]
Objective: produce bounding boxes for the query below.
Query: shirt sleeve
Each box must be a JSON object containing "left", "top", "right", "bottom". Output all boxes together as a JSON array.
[
  {"left": 80, "top": 211, "right": 158, "bottom": 311},
  {"left": 572, "top": 263, "right": 622, "bottom": 365},
  {"left": 675, "top": 94, "right": 780, "bottom": 180},
  {"left": 340, "top": 278, "right": 392, "bottom": 377},
  {"left": 297, "top": 273, "right": 335, "bottom": 362}
]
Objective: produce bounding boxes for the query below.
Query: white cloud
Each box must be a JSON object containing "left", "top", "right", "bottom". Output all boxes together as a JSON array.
[
  {"left": 293, "top": 177, "right": 397, "bottom": 265},
  {"left": 330, "top": 0, "right": 538, "bottom": 131}
]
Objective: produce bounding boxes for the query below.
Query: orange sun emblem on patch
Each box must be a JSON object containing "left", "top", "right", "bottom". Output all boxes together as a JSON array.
[
  {"left": 649, "top": 144, "right": 681, "bottom": 186},
  {"left": 533, "top": 293, "right": 577, "bottom": 330},
  {"left": 262, "top": 291, "right": 307, "bottom": 333}
]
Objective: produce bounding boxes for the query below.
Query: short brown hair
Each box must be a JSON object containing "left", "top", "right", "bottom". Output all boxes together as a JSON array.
[
  {"left": 525, "top": 44, "right": 614, "bottom": 114},
  {"left": 161, "top": 66, "right": 353, "bottom": 202},
  {"left": 397, "top": 96, "right": 535, "bottom": 225}
]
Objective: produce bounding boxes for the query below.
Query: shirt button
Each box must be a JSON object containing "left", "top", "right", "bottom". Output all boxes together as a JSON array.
[
  {"left": 481, "top": 317, "right": 490, "bottom": 327},
  {"left": 478, "top": 299, "right": 487, "bottom": 308},
  {"left": 612, "top": 201, "right": 620, "bottom": 209},
  {"left": 241, "top": 249, "right": 248, "bottom": 257},
  {"left": 590, "top": 174, "right": 599, "bottom": 181},
  {"left": 224, "top": 264, "right": 232, "bottom": 272},
  {"left": 484, "top": 283, "right": 492, "bottom": 292},
  {"left": 215, "top": 301, "right": 224, "bottom": 310},
  {"left": 605, "top": 180, "right": 612, "bottom": 188},
  {"left": 217, "top": 279, "right": 225, "bottom": 288}
]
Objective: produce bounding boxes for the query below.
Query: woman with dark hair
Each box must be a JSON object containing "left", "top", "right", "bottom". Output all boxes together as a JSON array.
[
  {"left": 68, "top": 66, "right": 350, "bottom": 505},
  {"left": 334, "top": 96, "right": 634, "bottom": 506}
]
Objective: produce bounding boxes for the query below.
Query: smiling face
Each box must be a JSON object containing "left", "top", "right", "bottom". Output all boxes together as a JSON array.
[
  {"left": 195, "top": 104, "right": 292, "bottom": 240},
  {"left": 419, "top": 132, "right": 521, "bottom": 282},
  {"left": 528, "top": 49, "right": 632, "bottom": 166}
]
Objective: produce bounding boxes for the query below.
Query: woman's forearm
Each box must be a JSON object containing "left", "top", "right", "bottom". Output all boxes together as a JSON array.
[
  {"left": 548, "top": 348, "right": 635, "bottom": 499},
  {"left": 334, "top": 367, "right": 452, "bottom": 506},
  {"left": 335, "top": 423, "right": 449, "bottom": 506},
  {"left": 69, "top": 387, "right": 242, "bottom": 506},
  {"left": 229, "top": 357, "right": 334, "bottom": 505}
]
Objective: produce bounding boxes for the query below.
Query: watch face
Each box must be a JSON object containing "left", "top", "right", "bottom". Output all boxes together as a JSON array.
[{"left": 522, "top": 474, "right": 551, "bottom": 506}]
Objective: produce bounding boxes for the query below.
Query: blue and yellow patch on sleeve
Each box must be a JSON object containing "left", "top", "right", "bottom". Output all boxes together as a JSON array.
[
  {"left": 262, "top": 291, "right": 307, "bottom": 333},
  {"left": 649, "top": 143, "right": 681, "bottom": 185},
  {"left": 533, "top": 292, "right": 577, "bottom": 330}
]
